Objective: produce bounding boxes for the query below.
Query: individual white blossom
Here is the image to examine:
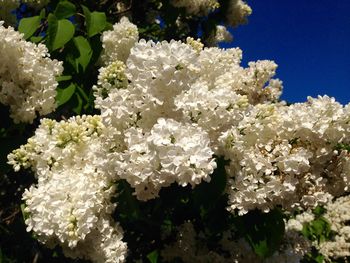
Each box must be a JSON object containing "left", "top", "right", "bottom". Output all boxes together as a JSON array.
[
  {"left": 0, "top": 22, "right": 63, "bottom": 123},
  {"left": 101, "top": 17, "right": 139, "bottom": 64}
]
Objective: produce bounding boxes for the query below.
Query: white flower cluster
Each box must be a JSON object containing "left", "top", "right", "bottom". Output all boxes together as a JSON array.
[
  {"left": 0, "top": 22, "right": 63, "bottom": 123},
  {"left": 119, "top": 118, "right": 216, "bottom": 200},
  {"left": 226, "top": 0, "right": 252, "bottom": 27},
  {"left": 207, "top": 25, "right": 233, "bottom": 46},
  {"left": 95, "top": 33, "right": 283, "bottom": 200},
  {"left": 100, "top": 17, "right": 139, "bottom": 65},
  {"left": 171, "top": 0, "right": 220, "bottom": 16},
  {"left": 170, "top": 0, "right": 252, "bottom": 27},
  {"left": 8, "top": 115, "right": 127, "bottom": 263},
  {"left": 219, "top": 96, "right": 350, "bottom": 214},
  {"left": 170, "top": 0, "right": 251, "bottom": 46},
  {"left": 318, "top": 195, "right": 350, "bottom": 260},
  {"left": 161, "top": 220, "right": 310, "bottom": 263}
]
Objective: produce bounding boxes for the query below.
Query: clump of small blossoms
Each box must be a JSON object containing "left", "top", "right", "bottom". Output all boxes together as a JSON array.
[
  {"left": 8, "top": 115, "right": 127, "bottom": 263},
  {"left": 96, "top": 37, "right": 281, "bottom": 137},
  {"left": 118, "top": 118, "right": 216, "bottom": 200},
  {"left": 219, "top": 96, "right": 350, "bottom": 215},
  {"left": 96, "top": 38, "right": 201, "bottom": 131},
  {"left": 0, "top": 22, "right": 63, "bottom": 123},
  {"left": 94, "top": 34, "right": 284, "bottom": 199},
  {"left": 170, "top": 0, "right": 220, "bottom": 16},
  {"left": 318, "top": 195, "right": 350, "bottom": 260},
  {"left": 100, "top": 16, "right": 139, "bottom": 65},
  {"left": 226, "top": 0, "right": 252, "bottom": 27},
  {"left": 93, "top": 60, "right": 128, "bottom": 102},
  {"left": 206, "top": 25, "right": 233, "bottom": 46}
]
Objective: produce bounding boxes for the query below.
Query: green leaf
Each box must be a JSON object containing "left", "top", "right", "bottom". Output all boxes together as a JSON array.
[
  {"left": 104, "top": 21, "right": 113, "bottom": 31},
  {"left": 73, "top": 92, "right": 83, "bottom": 114},
  {"left": 18, "top": 16, "right": 41, "bottom": 39},
  {"left": 47, "top": 14, "right": 75, "bottom": 51},
  {"left": 39, "top": 8, "right": 46, "bottom": 19},
  {"left": 312, "top": 206, "right": 326, "bottom": 217},
  {"left": 72, "top": 36, "right": 92, "bottom": 72},
  {"left": 30, "top": 35, "right": 44, "bottom": 43},
  {"left": 82, "top": 5, "right": 106, "bottom": 37},
  {"left": 302, "top": 217, "right": 331, "bottom": 243},
  {"left": 335, "top": 143, "right": 350, "bottom": 152},
  {"left": 54, "top": 1, "right": 76, "bottom": 19},
  {"left": 146, "top": 250, "right": 158, "bottom": 263},
  {"left": 56, "top": 75, "right": 72, "bottom": 82},
  {"left": 20, "top": 203, "right": 30, "bottom": 222},
  {"left": 56, "top": 83, "right": 76, "bottom": 106},
  {"left": 76, "top": 85, "right": 89, "bottom": 102}
]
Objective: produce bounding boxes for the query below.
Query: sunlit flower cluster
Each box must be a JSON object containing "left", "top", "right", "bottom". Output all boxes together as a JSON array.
[
  {"left": 101, "top": 17, "right": 139, "bottom": 65},
  {"left": 219, "top": 96, "right": 350, "bottom": 214},
  {"left": 206, "top": 25, "right": 233, "bottom": 46},
  {"left": 0, "top": 22, "right": 63, "bottom": 123},
  {"left": 226, "top": 0, "right": 252, "bottom": 27},
  {"left": 8, "top": 115, "right": 127, "bottom": 263},
  {"left": 118, "top": 118, "right": 216, "bottom": 200}
]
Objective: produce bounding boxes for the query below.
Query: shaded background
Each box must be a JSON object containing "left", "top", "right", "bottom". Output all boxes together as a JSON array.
[{"left": 222, "top": 0, "right": 350, "bottom": 104}]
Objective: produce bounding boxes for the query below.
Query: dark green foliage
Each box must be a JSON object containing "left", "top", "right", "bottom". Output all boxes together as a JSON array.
[
  {"left": 302, "top": 217, "right": 332, "bottom": 244},
  {"left": 233, "top": 209, "right": 285, "bottom": 259}
]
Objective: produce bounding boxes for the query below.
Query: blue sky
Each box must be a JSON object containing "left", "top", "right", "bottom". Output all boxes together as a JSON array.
[{"left": 222, "top": 0, "right": 350, "bottom": 104}]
